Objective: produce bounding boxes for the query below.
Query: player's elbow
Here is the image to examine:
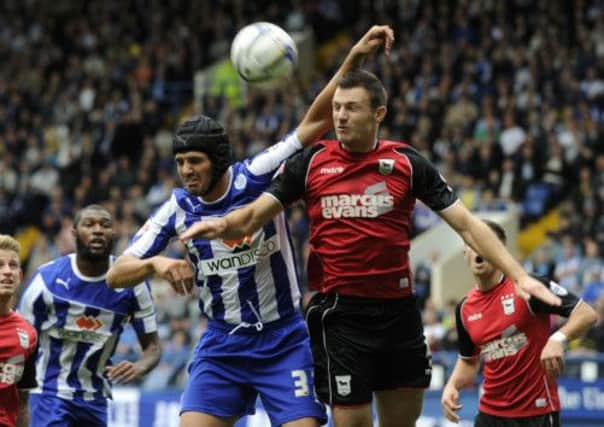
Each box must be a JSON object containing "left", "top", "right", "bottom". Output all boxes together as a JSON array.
[
  {"left": 141, "top": 334, "right": 162, "bottom": 372},
  {"left": 106, "top": 260, "right": 127, "bottom": 288},
  {"left": 105, "top": 268, "right": 120, "bottom": 288},
  {"left": 149, "top": 341, "right": 162, "bottom": 367},
  {"left": 575, "top": 301, "right": 600, "bottom": 332},
  {"left": 586, "top": 306, "right": 599, "bottom": 328}
]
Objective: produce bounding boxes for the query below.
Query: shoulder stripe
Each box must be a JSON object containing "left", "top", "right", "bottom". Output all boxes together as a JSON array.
[
  {"left": 304, "top": 145, "right": 327, "bottom": 191},
  {"left": 458, "top": 296, "right": 470, "bottom": 331},
  {"left": 392, "top": 146, "right": 414, "bottom": 193}
]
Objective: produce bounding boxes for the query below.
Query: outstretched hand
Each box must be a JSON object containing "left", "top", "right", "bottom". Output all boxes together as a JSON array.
[
  {"left": 515, "top": 275, "right": 561, "bottom": 306},
  {"left": 180, "top": 218, "right": 228, "bottom": 243},
  {"left": 352, "top": 25, "right": 395, "bottom": 57}
]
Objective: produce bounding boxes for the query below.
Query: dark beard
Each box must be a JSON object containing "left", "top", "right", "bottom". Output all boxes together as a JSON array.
[{"left": 76, "top": 235, "right": 112, "bottom": 262}]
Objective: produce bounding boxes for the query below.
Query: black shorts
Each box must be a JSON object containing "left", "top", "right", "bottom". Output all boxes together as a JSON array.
[
  {"left": 475, "top": 411, "right": 560, "bottom": 427},
  {"left": 305, "top": 292, "right": 431, "bottom": 406}
]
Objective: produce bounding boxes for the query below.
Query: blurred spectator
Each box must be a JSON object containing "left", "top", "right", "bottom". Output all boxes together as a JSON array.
[
  {"left": 25, "top": 235, "right": 60, "bottom": 278},
  {"left": 524, "top": 245, "right": 556, "bottom": 279},
  {"left": 112, "top": 326, "right": 141, "bottom": 366},
  {"left": 554, "top": 235, "right": 583, "bottom": 293},
  {"left": 579, "top": 238, "right": 604, "bottom": 285},
  {"left": 411, "top": 201, "right": 441, "bottom": 237},
  {"left": 142, "top": 329, "right": 191, "bottom": 391},
  {"left": 582, "top": 270, "right": 604, "bottom": 306},
  {"left": 439, "top": 300, "right": 459, "bottom": 351},
  {"left": 423, "top": 300, "right": 446, "bottom": 352},
  {"left": 499, "top": 112, "right": 526, "bottom": 157},
  {"left": 414, "top": 251, "right": 439, "bottom": 310}
]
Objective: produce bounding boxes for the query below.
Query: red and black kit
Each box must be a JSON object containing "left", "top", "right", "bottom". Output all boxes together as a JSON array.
[
  {"left": 267, "top": 139, "right": 457, "bottom": 405},
  {"left": 266, "top": 139, "right": 457, "bottom": 299},
  {"left": 0, "top": 311, "right": 37, "bottom": 427},
  {"left": 457, "top": 275, "right": 579, "bottom": 425}
]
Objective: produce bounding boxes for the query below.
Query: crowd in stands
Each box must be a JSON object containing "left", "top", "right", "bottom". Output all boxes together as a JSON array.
[{"left": 2, "top": 0, "right": 604, "bottom": 389}]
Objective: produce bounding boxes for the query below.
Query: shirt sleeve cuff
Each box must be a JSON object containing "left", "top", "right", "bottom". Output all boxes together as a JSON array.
[{"left": 288, "top": 131, "right": 303, "bottom": 150}]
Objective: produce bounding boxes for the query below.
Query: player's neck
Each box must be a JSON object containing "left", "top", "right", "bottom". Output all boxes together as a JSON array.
[
  {"left": 75, "top": 255, "right": 110, "bottom": 278},
  {"left": 340, "top": 137, "right": 377, "bottom": 153},
  {"left": 201, "top": 170, "right": 230, "bottom": 202},
  {"left": 475, "top": 271, "right": 505, "bottom": 292},
  {"left": 0, "top": 297, "right": 12, "bottom": 316}
]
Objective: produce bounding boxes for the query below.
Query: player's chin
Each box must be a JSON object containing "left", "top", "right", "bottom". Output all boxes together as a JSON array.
[
  {"left": 0, "top": 286, "right": 15, "bottom": 297},
  {"left": 185, "top": 182, "right": 205, "bottom": 195},
  {"left": 336, "top": 132, "right": 350, "bottom": 143},
  {"left": 85, "top": 246, "right": 111, "bottom": 260}
]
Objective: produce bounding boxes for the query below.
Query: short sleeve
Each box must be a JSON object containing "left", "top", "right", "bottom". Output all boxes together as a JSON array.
[
  {"left": 396, "top": 146, "right": 458, "bottom": 211},
  {"left": 129, "top": 281, "right": 158, "bottom": 335},
  {"left": 265, "top": 144, "right": 323, "bottom": 206},
  {"left": 529, "top": 276, "right": 580, "bottom": 317},
  {"left": 456, "top": 299, "right": 478, "bottom": 358},
  {"left": 244, "top": 131, "right": 303, "bottom": 178},
  {"left": 17, "top": 349, "right": 37, "bottom": 390},
  {"left": 124, "top": 195, "right": 178, "bottom": 258},
  {"left": 18, "top": 273, "right": 47, "bottom": 329}
]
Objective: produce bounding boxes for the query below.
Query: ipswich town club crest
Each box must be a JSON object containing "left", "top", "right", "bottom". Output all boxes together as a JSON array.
[
  {"left": 501, "top": 294, "right": 515, "bottom": 315},
  {"left": 378, "top": 159, "right": 395, "bottom": 175},
  {"left": 17, "top": 328, "right": 29, "bottom": 348},
  {"left": 335, "top": 375, "right": 352, "bottom": 396}
]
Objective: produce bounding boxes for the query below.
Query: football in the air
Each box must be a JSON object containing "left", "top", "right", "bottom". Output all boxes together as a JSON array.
[{"left": 230, "top": 22, "right": 298, "bottom": 86}]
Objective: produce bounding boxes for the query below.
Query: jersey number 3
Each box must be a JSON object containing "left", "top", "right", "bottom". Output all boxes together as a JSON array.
[{"left": 291, "top": 369, "right": 310, "bottom": 397}]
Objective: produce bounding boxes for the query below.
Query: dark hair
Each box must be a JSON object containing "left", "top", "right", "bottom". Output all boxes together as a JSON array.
[
  {"left": 483, "top": 219, "right": 506, "bottom": 244},
  {"left": 74, "top": 204, "right": 111, "bottom": 226},
  {"left": 337, "top": 70, "right": 387, "bottom": 109}
]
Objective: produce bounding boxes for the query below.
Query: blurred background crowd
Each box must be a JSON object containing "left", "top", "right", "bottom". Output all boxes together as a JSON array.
[{"left": 2, "top": 0, "right": 604, "bottom": 390}]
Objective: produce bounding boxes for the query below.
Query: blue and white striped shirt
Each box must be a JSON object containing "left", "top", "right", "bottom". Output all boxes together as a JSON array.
[
  {"left": 18, "top": 254, "right": 157, "bottom": 402},
  {"left": 124, "top": 133, "right": 303, "bottom": 326}
]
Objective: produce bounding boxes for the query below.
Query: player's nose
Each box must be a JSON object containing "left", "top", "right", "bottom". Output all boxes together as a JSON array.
[{"left": 181, "top": 162, "right": 196, "bottom": 175}]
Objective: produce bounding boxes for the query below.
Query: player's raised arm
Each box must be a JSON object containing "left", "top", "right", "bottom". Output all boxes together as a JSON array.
[
  {"left": 181, "top": 193, "right": 282, "bottom": 242},
  {"left": 438, "top": 201, "right": 561, "bottom": 306},
  {"left": 296, "top": 25, "right": 394, "bottom": 146}
]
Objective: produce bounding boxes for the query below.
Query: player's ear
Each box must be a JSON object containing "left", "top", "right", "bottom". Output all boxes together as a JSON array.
[{"left": 375, "top": 105, "right": 387, "bottom": 123}]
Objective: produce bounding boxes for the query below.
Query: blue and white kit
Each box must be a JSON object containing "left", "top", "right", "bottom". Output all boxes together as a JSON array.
[
  {"left": 19, "top": 253, "right": 157, "bottom": 426},
  {"left": 125, "top": 132, "right": 326, "bottom": 426}
]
